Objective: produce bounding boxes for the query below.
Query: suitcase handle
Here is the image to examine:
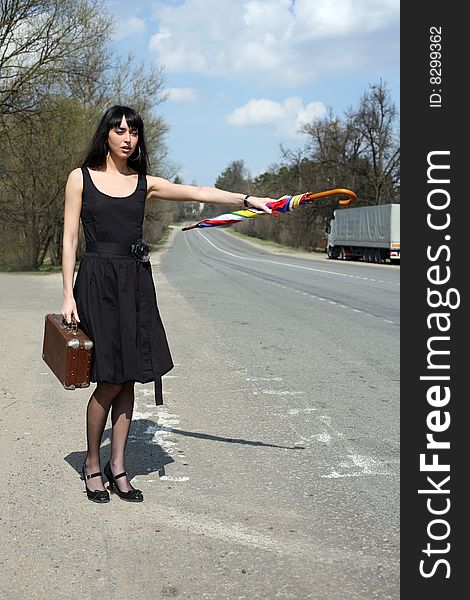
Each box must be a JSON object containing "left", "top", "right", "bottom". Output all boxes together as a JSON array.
[{"left": 62, "top": 315, "right": 78, "bottom": 333}]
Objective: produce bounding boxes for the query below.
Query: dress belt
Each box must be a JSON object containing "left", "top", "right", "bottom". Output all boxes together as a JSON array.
[{"left": 85, "top": 241, "right": 132, "bottom": 256}]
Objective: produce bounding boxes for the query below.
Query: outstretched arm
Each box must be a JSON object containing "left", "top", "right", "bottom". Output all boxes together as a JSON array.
[{"left": 146, "top": 175, "right": 274, "bottom": 214}]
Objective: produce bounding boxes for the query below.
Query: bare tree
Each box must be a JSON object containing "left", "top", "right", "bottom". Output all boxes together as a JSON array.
[
  {"left": 345, "top": 80, "right": 400, "bottom": 204},
  {"left": 279, "top": 144, "right": 312, "bottom": 190},
  {"left": 0, "top": 1, "right": 170, "bottom": 270},
  {"left": 0, "top": 96, "right": 96, "bottom": 269},
  {"left": 301, "top": 113, "right": 370, "bottom": 201},
  {"left": 106, "top": 55, "right": 169, "bottom": 173},
  {"left": 215, "top": 159, "right": 252, "bottom": 193},
  {"left": 302, "top": 81, "right": 399, "bottom": 205},
  {"left": 0, "top": 0, "right": 111, "bottom": 118}
]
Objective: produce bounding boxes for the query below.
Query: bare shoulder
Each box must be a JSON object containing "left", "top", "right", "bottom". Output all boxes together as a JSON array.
[
  {"left": 63, "top": 168, "right": 83, "bottom": 233},
  {"left": 66, "top": 167, "right": 84, "bottom": 192},
  {"left": 146, "top": 174, "right": 167, "bottom": 194},
  {"left": 64, "top": 168, "right": 83, "bottom": 212}
]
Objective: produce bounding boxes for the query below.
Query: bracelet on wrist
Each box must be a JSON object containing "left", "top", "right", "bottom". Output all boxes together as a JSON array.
[{"left": 243, "top": 195, "right": 251, "bottom": 207}]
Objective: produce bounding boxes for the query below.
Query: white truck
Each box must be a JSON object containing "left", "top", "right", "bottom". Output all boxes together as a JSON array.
[{"left": 326, "top": 204, "right": 400, "bottom": 263}]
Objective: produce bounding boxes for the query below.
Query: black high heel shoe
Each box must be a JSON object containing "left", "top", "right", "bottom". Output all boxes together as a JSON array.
[
  {"left": 103, "top": 461, "right": 143, "bottom": 502},
  {"left": 81, "top": 461, "right": 110, "bottom": 503}
]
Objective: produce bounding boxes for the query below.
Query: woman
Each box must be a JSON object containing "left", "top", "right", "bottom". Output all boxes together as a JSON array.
[{"left": 61, "top": 105, "right": 274, "bottom": 503}]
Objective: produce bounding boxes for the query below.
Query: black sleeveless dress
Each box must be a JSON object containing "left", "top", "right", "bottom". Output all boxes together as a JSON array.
[{"left": 72, "top": 167, "right": 174, "bottom": 405}]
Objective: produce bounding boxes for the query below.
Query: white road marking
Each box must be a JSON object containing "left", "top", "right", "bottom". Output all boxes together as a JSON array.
[
  {"left": 245, "top": 377, "right": 283, "bottom": 381},
  {"left": 287, "top": 407, "right": 317, "bottom": 415},
  {"left": 231, "top": 268, "right": 397, "bottom": 326},
  {"left": 316, "top": 417, "right": 394, "bottom": 479},
  {"left": 153, "top": 504, "right": 381, "bottom": 565},
  {"left": 133, "top": 394, "right": 189, "bottom": 482},
  {"left": 314, "top": 432, "right": 332, "bottom": 444},
  {"left": 260, "top": 390, "right": 304, "bottom": 396},
  {"left": 281, "top": 413, "right": 395, "bottom": 479},
  {"left": 186, "top": 229, "right": 400, "bottom": 286},
  {"left": 138, "top": 388, "right": 155, "bottom": 397},
  {"left": 197, "top": 231, "right": 350, "bottom": 278},
  {"left": 323, "top": 453, "right": 393, "bottom": 478}
]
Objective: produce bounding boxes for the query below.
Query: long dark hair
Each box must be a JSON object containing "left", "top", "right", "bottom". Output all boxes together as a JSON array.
[{"left": 82, "top": 105, "right": 150, "bottom": 175}]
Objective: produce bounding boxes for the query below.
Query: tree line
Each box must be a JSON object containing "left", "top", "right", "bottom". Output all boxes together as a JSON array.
[
  {"left": 0, "top": 2, "right": 399, "bottom": 268},
  {"left": 210, "top": 80, "right": 399, "bottom": 252},
  {"left": 0, "top": 0, "right": 176, "bottom": 270}
]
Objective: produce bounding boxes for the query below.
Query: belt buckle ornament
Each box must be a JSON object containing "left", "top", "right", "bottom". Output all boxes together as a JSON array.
[{"left": 130, "top": 238, "right": 150, "bottom": 263}]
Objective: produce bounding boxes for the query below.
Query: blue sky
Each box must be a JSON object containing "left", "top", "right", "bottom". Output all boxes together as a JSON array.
[{"left": 105, "top": 0, "right": 399, "bottom": 187}]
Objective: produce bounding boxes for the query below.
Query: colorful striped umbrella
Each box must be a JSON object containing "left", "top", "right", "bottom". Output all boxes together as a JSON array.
[{"left": 182, "top": 188, "right": 357, "bottom": 231}]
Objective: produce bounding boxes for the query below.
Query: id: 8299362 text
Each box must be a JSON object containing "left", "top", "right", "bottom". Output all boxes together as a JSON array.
[{"left": 429, "top": 26, "right": 442, "bottom": 108}]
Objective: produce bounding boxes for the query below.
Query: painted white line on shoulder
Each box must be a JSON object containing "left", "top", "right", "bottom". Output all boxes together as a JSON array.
[{"left": 197, "top": 231, "right": 350, "bottom": 278}]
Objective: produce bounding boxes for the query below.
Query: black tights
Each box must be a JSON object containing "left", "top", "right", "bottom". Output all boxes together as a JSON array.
[{"left": 85, "top": 381, "right": 135, "bottom": 473}]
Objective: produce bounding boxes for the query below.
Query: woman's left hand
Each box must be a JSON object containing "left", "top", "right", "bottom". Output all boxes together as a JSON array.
[{"left": 246, "top": 196, "right": 275, "bottom": 214}]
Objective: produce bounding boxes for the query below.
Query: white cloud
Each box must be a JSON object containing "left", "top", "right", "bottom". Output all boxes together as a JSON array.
[
  {"left": 226, "top": 97, "right": 327, "bottom": 138},
  {"left": 147, "top": 0, "right": 399, "bottom": 85},
  {"left": 112, "top": 16, "right": 146, "bottom": 41},
  {"left": 295, "top": 0, "right": 399, "bottom": 38},
  {"left": 166, "top": 87, "right": 198, "bottom": 102},
  {"left": 227, "top": 99, "right": 285, "bottom": 126}
]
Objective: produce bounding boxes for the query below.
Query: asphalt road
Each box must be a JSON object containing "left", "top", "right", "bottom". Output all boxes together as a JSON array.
[{"left": 0, "top": 227, "right": 399, "bottom": 600}]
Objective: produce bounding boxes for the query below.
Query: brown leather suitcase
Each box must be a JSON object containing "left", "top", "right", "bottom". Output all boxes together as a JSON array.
[{"left": 42, "top": 313, "right": 94, "bottom": 389}]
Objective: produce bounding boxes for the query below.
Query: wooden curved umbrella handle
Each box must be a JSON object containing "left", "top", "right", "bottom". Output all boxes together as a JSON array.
[{"left": 306, "top": 188, "right": 357, "bottom": 206}]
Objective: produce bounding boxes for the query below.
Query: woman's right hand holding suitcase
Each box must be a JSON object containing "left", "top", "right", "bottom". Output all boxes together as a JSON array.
[{"left": 61, "top": 295, "right": 81, "bottom": 324}]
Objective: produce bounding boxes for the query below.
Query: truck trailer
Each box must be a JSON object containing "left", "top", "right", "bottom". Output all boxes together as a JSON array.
[{"left": 326, "top": 204, "right": 400, "bottom": 263}]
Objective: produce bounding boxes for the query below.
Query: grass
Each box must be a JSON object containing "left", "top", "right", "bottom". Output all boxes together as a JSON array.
[
  {"left": 38, "top": 260, "right": 64, "bottom": 272},
  {"left": 0, "top": 258, "right": 67, "bottom": 273},
  {"left": 225, "top": 228, "right": 326, "bottom": 255},
  {"left": 150, "top": 226, "right": 173, "bottom": 250}
]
